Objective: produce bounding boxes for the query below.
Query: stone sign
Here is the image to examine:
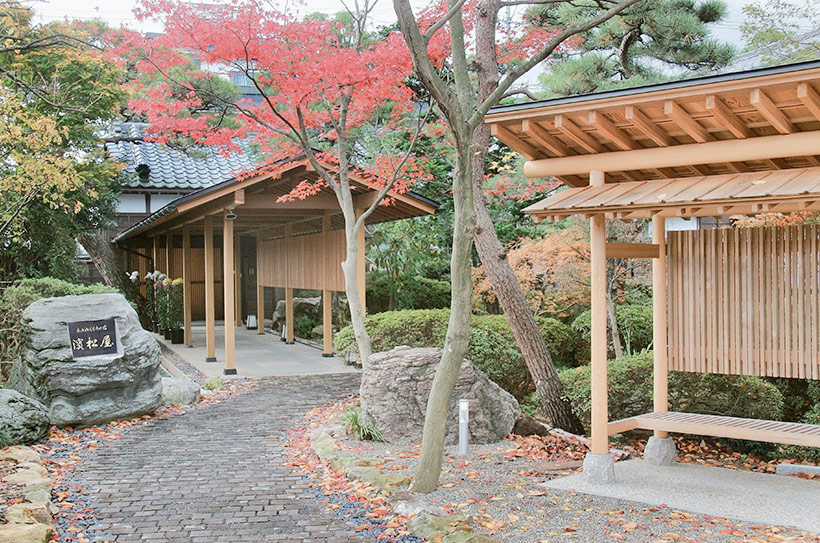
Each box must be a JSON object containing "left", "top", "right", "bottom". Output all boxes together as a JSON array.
[
  {"left": 9, "top": 293, "right": 162, "bottom": 428},
  {"left": 67, "top": 318, "right": 118, "bottom": 358}
]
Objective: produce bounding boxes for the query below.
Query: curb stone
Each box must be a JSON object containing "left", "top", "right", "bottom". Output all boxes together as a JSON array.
[{"left": 308, "top": 426, "right": 501, "bottom": 543}]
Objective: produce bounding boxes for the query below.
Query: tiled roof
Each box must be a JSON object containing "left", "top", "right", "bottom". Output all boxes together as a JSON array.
[{"left": 104, "top": 121, "right": 261, "bottom": 190}]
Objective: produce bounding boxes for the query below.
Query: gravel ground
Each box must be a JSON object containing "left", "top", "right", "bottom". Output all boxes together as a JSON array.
[{"left": 341, "top": 437, "right": 820, "bottom": 543}]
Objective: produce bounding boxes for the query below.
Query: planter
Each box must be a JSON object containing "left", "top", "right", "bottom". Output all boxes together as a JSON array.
[
  {"left": 170, "top": 328, "right": 184, "bottom": 344},
  {"left": 164, "top": 328, "right": 172, "bottom": 340}
]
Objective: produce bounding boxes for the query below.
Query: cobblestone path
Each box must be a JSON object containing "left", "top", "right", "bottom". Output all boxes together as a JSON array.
[{"left": 79, "top": 373, "right": 366, "bottom": 543}]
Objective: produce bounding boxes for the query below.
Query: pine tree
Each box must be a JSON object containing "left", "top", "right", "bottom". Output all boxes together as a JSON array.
[{"left": 533, "top": 0, "right": 735, "bottom": 95}]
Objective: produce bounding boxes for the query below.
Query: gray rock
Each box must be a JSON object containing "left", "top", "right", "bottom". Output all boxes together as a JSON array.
[
  {"left": 160, "top": 377, "right": 200, "bottom": 406},
  {"left": 9, "top": 293, "right": 162, "bottom": 428},
  {"left": 644, "top": 436, "right": 677, "bottom": 466},
  {"left": 271, "top": 297, "right": 321, "bottom": 334},
  {"left": 360, "top": 346, "right": 521, "bottom": 445},
  {"left": 0, "top": 390, "right": 50, "bottom": 445}
]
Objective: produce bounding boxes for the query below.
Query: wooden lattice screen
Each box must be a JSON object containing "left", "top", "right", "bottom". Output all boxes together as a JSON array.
[{"left": 667, "top": 224, "right": 820, "bottom": 379}]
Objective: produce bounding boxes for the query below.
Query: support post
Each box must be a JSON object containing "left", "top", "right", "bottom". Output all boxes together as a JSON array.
[
  {"left": 285, "top": 224, "right": 295, "bottom": 344},
  {"left": 645, "top": 215, "right": 677, "bottom": 466},
  {"left": 355, "top": 209, "right": 366, "bottom": 313},
  {"left": 165, "top": 232, "right": 172, "bottom": 278},
  {"left": 256, "top": 231, "right": 265, "bottom": 335},
  {"left": 182, "top": 226, "right": 192, "bottom": 347},
  {"left": 234, "top": 233, "right": 242, "bottom": 327},
  {"left": 223, "top": 216, "right": 237, "bottom": 375},
  {"left": 584, "top": 169, "right": 615, "bottom": 483},
  {"left": 204, "top": 216, "right": 217, "bottom": 362},
  {"left": 152, "top": 236, "right": 160, "bottom": 272},
  {"left": 322, "top": 215, "right": 333, "bottom": 357}
]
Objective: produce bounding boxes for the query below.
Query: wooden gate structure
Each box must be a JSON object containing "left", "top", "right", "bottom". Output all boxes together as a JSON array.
[
  {"left": 485, "top": 60, "right": 820, "bottom": 481},
  {"left": 112, "top": 158, "right": 436, "bottom": 375}
]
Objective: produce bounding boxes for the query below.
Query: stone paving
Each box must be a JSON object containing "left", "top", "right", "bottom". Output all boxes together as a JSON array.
[{"left": 78, "top": 374, "right": 368, "bottom": 543}]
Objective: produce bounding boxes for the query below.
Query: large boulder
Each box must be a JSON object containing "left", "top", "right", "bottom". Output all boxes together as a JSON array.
[
  {"left": 160, "top": 377, "right": 201, "bottom": 406},
  {"left": 0, "top": 390, "right": 50, "bottom": 445},
  {"left": 271, "top": 297, "right": 321, "bottom": 335},
  {"left": 360, "top": 346, "right": 521, "bottom": 445},
  {"left": 9, "top": 293, "right": 162, "bottom": 428}
]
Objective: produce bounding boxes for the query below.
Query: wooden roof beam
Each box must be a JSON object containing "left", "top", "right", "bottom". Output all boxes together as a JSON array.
[
  {"left": 588, "top": 111, "right": 638, "bottom": 151},
  {"left": 490, "top": 124, "right": 540, "bottom": 160},
  {"left": 521, "top": 120, "right": 571, "bottom": 156},
  {"left": 797, "top": 83, "right": 820, "bottom": 121},
  {"left": 664, "top": 100, "right": 713, "bottom": 143},
  {"left": 522, "top": 131, "right": 820, "bottom": 178},
  {"left": 554, "top": 115, "right": 603, "bottom": 153},
  {"left": 705, "top": 95, "right": 751, "bottom": 139},
  {"left": 750, "top": 88, "right": 795, "bottom": 134},
  {"left": 625, "top": 105, "right": 671, "bottom": 147}
]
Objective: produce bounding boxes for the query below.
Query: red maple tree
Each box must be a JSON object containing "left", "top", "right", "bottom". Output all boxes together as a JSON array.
[{"left": 106, "top": 0, "right": 442, "bottom": 366}]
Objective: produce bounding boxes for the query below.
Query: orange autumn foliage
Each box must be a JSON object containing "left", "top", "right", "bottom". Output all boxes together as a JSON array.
[{"left": 473, "top": 224, "right": 590, "bottom": 320}]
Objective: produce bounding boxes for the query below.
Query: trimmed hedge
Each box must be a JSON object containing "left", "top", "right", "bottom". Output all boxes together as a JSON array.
[
  {"left": 558, "top": 352, "right": 785, "bottom": 430},
  {"left": 334, "top": 309, "right": 575, "bottom": 399},
  {"left": 783, "top": 403, "right": 820, "bottom": 461}
]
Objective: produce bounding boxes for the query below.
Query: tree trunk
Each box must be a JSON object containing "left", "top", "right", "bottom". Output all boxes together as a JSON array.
[
  {"left": 341, "top": 225, "right": 372, "bottom": 368},
  {"left": 410, "top": 142, "right": 476, "bottom": 494},
  {"left": 78, "top": 231, "right": 153, "bottom": 329},
  {"left": 469, "top": 0, "right": 584, "bottom": 435},
  {"left": 606, "top": 281, "right": 624, "bottom": 359}
]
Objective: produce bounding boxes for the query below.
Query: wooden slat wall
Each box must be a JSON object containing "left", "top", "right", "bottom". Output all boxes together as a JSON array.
[
  {"left": 668, "top": 224, "right": 820, "bottom": 379},
  {"left": 257, "top": 229, "right": 346, "bottom": 291},
  {"left": 127, "top": 247, "right": 224, "bottom": 320}
]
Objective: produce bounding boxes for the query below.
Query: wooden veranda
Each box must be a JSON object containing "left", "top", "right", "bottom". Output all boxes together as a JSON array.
[
  {"left": 485, "top": 60, "right": 820, "bottom": 481},
  {"left": 112, "top": 159, "right": 436, "bottom": 375}
]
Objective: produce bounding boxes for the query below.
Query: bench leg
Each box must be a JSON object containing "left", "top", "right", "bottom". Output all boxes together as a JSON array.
[
  {"left": 583, "top": 453, "right": 615, "bottom": 484},
  {"left": 644, "top": 436, "right": 677, "bottom": 466}
]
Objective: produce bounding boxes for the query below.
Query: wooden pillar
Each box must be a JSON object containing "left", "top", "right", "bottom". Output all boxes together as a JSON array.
[
  {"left": 182, "top": 226, "right": 193, "bottom": 347},
  {"left": 152, "top": 236, "right": 160, "bottom": 273},
  {"left": 652, "top": 215, "right": 669, "bottom": 438},
  {"left": 322, "top": 215, "right": 333, "bottom": 357},
  {"left": 285, "top": 224, "right": 295, "bottom": 344},
  {"left": 256, "top": 231, "right": 265, "bottom": 335},
  {"left": 204, "top": 216, "right": 217, "bottom": 362},
  {"left": 355, "top": 209, "right": 366, "bottom": 313},
  {"left": 165, "top": 232, "right": 172, "bottom": 278},
  {"left": 234, "top": 233, "right": 242, "bottom": 327},
  {"left": 223, "top": 216, "right": 237, "bottom": 375},
  {"left": 589, "top": 170, "right": 609, "bottom": 456}
]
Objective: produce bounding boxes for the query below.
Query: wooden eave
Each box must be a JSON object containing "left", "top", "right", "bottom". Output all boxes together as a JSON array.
[
  {"left": 112, "top": 160, "right": 438, "bottom": 243},
  {"left": 525, "top": 167, "right": 820, "bottom": 221},
  {"left": 485, "top": 60, "right": 820, "bottom": 186}
]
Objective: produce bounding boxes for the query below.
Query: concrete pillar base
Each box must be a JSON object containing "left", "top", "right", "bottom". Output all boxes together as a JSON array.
[
  {"left": 224, "top": 368, "right": 237, "bottom": 376},
  {"left": 205, "top": 357, "right": 218, "bottom": 363},
  {"left": 644, "top": 436, "right": 677, "bottom": 466},
  {"left": 583, "top": 453, "right": 615, "bottom": 484}
]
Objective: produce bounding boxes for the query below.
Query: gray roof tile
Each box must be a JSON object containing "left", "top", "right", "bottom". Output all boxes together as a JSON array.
[{"left": 104, "top": 121, "right": 261, "bottom": 190}]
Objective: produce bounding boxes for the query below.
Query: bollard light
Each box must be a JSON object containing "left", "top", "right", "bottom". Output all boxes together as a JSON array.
[{"left": 458, "top": 398, "right": 469, "bottom": 456}]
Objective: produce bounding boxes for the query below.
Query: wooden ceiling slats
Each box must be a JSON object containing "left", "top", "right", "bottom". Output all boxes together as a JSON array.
[
  {"left": 750, "top": 88, "right": 796, "bottom": 134},
  {"left": 554, "top": 115, "right": 603, "bottom": 153},
  {"left": 664, "top": 100, "right": 714, "bottom": 143},
  {"left": 798, "top": 83, "right": 820, "bottom": 120},
  {"left": 588, "top": 111, "right": 639, "bottom": 151},
  {"left": 520, "top": 120, "right": 572, "bottom": 157},
  {"left": 490, "top": 123, "right": 541, "bottom": 160},
  {"left": 625, "top": 105, "right": 672, "bottom": 147},
  {"left": 705, "top": 95, "right": 751, "bottom": 138}
]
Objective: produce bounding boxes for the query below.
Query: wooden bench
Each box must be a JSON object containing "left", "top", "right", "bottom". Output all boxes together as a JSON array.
[{"left": 608, "top": 411, "right": 820, "bottom": 448}]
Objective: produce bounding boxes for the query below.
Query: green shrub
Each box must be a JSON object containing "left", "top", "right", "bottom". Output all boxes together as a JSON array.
[
  {"left": 767, "top": 378, "right": 820, "bottom": 422},
  {"left": 334, "top": 309, "right": 576, "bottom": 399},
  {"left": 0, "top": 278, "right": 118, "bottom": 368},
  {"left": 342, "top": 407, "right": 385, "bottom": 442},
  {"left": 0, "top": 428, "right": 11, "bottom": 448},
  {"left": 809, "top": 380, "right": 820, "bottom": 405},
  {"left": 782, "top": 403, "right": 820, "bottom": 461},
  {"left": 571, "top": 304, "right": 653, "bottom": 358},
  {"left": 295, "top": 314, "right": 319, "bottom": 338},
  {"left": 366, "top": 271, "right": 451, "bottom": 314},
  {"left": 558, "top": 352, "right": 784, "bottom": 430}
]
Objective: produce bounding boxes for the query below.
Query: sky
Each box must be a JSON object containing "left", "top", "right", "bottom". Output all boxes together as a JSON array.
[{"left": 30, "top": 0, "right": 760, "bottom": 44}]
